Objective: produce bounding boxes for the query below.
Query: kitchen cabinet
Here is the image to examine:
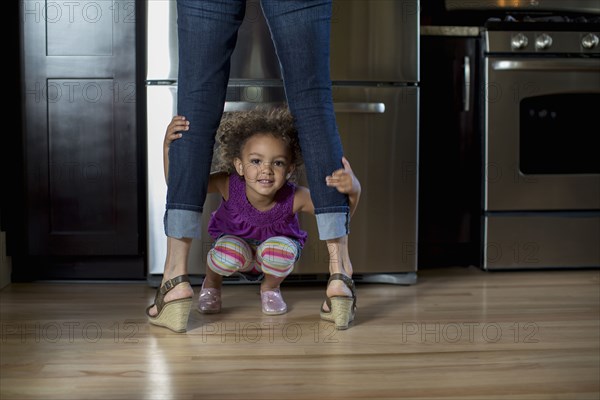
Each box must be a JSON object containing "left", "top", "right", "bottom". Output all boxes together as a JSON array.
[
  {"left": 14, "top": 1, "right": 143, "bottom": 280},
  {"left": 418, "top": 29, "right": 483, "bottom": 267}
]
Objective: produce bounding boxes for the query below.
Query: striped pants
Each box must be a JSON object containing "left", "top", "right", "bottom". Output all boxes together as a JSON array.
[{"left": 207, "top": 235, "right": 300, "bottom": 278}]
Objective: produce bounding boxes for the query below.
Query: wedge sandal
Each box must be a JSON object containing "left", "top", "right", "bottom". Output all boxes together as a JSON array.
[
  {"left": 146, "top": 275, "right": 193, "bottom": 333},
  {"left": 320, "top": 273, "right": 357, "bottom": 330}
]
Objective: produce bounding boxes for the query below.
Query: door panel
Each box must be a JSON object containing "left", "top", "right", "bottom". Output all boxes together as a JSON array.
[
  {"left": 48, "top": 79, "right": 116, "bottom": 233},
  {"left": 46, "top": 0, "right": 115, "bottom": 56},
  {"left": 22, "top": 0, "right": 138, "bottom": 256}
]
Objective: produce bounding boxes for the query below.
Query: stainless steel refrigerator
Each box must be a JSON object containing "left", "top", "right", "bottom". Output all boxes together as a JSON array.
[{"left": 146, "top": 0, "right": 420, "bottom": 285}]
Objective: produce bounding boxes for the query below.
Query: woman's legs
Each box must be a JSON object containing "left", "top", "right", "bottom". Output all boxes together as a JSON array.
[
  {"left": 167, "top": 0, "right": 246, "bottom": 233},
  {"left": 150, "top": 1, "right": 246, "bottom": 317},
  {"left": 261, "top": 0, "right": 349, "bottom": 235},
  {"left": 261, "top": 0, "right": 355, "bottom": 301}
]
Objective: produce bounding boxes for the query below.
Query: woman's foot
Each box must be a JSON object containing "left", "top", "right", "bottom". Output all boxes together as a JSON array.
[
  {"left": 146, "top": 275, "right": 194, "bottom": 333},
  {"left": 147, "top": 279, "right": 194, "bottom": 317},
  {"left": 148, "top": 236, "right": 194, "bottom": 318},
  {"left": 323, "top": 236, "right": 354, "bottom": 313},
  {"left": 320, "top": 273, "right": 356, "bottom": 330},
  {"left": 321, "top": 275, "right": 354, "bottom": 312}
]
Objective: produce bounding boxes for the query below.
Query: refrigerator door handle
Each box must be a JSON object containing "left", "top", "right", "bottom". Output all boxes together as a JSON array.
[
  {"left": 224, "top": 102, "right": 284, "bottom": 112},
  {"left": 224, "top": 101, "right": 386, "bottom": 114},
  {"left": 333, "top": 102, "right": 385, "bottom": 114}
]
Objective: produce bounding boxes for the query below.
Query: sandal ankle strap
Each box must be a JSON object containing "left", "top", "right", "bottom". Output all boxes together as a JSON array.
[
  {"left": 328, "top": 273, "right": 356, "bottom": 299},
  {"left": 160, "top": 275, "right": 191, "bottom": 295},
  {"left": 329, "top": 273, "right": 354, "bottom": 289},
  {"left": 149, "top": 275, "right": 191, "bottom": 316},
  {"left": 321, "top": 273, "right": 357, "bottom": 314}
]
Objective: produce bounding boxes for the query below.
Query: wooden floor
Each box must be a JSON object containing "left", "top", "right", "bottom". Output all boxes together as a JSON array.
[{"left": 0, "top": 267, "right": 598, "bottom": 400}]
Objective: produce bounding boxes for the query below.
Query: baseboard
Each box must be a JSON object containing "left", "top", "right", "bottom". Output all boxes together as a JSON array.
[
  {"left": 146, "top": 272, "right": 418, "bottom": 288},
  {"left": 0, "top": 231, "right": 11, "bottom": 289},
  {"left": 11, "top": 256, "right": 146, "bottom": 281}
]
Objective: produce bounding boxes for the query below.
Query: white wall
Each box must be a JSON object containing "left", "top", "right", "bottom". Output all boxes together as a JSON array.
[{"left": 0, "top": 231, "right": 11, "bottom": 289}]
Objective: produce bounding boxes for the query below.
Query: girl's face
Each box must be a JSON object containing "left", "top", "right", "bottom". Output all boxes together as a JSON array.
[{"left": 234, "top": 133, "right": 295, "bottom": 202}]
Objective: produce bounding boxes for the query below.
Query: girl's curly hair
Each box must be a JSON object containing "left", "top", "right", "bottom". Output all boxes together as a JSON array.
[{"left": 213, "top": 107, "right": 304, "bottom": 176}]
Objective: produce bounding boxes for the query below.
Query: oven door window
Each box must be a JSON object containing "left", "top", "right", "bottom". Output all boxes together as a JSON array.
[{"left": 520, "top": 93, "right": 600, "bottom": 174}]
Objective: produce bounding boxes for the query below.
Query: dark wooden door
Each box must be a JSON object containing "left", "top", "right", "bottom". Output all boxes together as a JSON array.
[{"left": 19, "top": 1, "right": 142, "bottom": 278}]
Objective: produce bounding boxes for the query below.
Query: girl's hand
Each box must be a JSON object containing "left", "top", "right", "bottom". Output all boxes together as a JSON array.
[
  {"left": 326, "top": 157, "right": 361, "bottom": 195},
  {"left": 164, "top": 115, "right": 189, "bottom": 148}
]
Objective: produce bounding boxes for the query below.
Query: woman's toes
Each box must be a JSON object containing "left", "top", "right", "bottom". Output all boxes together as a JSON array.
[{"left": 148, "top": 305, "right": 158, "bottom": 317}]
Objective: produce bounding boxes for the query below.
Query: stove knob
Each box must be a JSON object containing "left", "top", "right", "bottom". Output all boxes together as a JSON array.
[
  {"left": 535, "top": 33, "right": 553, "bottom": 50},
  {"left": 511, "top": 33, "right": 529, "bottom": 50},
  {"left": 581, "top": 33, "right": 599, "bottom": 49}
]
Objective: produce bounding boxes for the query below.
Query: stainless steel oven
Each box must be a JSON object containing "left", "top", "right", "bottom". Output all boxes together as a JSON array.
[{"left": 482, "top": 27, "right": 600, "bottom": 269}]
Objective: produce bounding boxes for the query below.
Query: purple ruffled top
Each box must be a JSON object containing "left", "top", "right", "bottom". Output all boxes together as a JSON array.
[{"left": 208, "top": 175, "right": 308, "bottom": 247}]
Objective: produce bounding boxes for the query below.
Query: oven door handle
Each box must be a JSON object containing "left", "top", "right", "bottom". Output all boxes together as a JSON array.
[{"left": 491, "top": 59, "right": 600, "bottom": 72}]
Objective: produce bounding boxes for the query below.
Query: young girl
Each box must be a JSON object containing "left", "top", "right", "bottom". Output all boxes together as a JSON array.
[{"left": 160, "top": 108, "right": 360, "bottom": 321}]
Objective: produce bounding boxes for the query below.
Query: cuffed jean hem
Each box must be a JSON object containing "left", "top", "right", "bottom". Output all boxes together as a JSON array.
[
  {"left": 164, "top": 209, "right": 203, "bottom": 239},
  {"left": 315, "top": 212, "right": 350, "bottom": 241}
]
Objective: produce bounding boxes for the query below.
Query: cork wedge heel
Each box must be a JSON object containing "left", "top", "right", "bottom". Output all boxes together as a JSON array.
[
  {"left": 320, "top": 273, "right": 357, "bottom": 330},
  {"left": 146, "top": 275, "right": 193, "bottom": 333}
]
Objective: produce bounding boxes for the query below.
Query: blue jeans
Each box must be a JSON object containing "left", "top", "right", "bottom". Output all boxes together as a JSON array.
[{"left": 166, "top": 0, "right": 349, "bottom": 240}]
